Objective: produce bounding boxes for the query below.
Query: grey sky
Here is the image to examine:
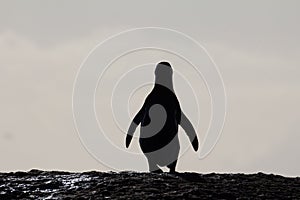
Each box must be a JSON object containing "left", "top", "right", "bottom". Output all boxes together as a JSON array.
[{"left": 0, "top": 1, "right": 299, "bottom": 176}]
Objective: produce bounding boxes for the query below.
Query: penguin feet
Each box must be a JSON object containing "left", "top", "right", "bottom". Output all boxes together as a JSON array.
[{"left": 151, "top": 168, "right": 163, "bottom": 173}]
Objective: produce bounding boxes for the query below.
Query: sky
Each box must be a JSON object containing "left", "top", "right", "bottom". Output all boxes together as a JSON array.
[{"left": 0, "top": 0, "right": 299, "bottom": 177}]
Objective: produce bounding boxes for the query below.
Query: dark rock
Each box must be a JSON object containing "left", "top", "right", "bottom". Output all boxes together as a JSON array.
[{"left": 0, "top": 170, "right": 299, "bottom": 199}]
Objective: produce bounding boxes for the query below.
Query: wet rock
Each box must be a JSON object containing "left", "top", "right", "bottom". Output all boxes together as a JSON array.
[{"left": 0, "top": 170, "right": 299, "bottom": 199}]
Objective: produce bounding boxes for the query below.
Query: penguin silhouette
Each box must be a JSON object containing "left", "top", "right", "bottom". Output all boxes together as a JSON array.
[{"left": 125, "top": 61, "right": 199, "bottom": 173}]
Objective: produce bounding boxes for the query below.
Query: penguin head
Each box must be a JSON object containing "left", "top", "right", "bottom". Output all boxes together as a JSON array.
[
  {"left": 154, "top": 61, "right": 173, "bottom": 77},
  {"left": 154, "top": 61, "right": 174, "bottom": 90}
]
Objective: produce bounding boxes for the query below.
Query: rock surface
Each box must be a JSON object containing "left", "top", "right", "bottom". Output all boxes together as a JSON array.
[{"left": 0, "top": 170, "right": 299, "bottom": 199}]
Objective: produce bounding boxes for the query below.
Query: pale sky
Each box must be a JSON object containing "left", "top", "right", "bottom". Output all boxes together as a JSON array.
[{"left": 0, "top": 0, "right": 299, "bottom": 177}]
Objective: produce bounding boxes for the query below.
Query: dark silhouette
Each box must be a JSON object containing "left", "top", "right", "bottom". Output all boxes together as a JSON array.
[{"left": 126, "top": 61, "right": 199, "bottom": 173}]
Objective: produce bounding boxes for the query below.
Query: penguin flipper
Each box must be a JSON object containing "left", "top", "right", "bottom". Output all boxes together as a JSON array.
[
  {"left": 125, "top": 104, "right": 146, "bottom": 148},
  {"left": 125, "top": 132, "right": 133, "bottom": 148},
  {"left": 180, "top": 112, "right": 199, "bottom": 151}
]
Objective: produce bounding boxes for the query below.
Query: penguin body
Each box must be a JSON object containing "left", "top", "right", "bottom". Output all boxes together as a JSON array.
[{"left": 126, "top": 62, "right": 198, "bottom": 173}]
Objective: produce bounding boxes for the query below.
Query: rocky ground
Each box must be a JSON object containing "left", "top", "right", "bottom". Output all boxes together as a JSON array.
[{"left": 0, "top": 170, "right": 299, "bottom": 199}]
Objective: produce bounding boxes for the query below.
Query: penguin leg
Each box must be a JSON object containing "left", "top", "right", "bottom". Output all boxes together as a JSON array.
[
  {"left": 167, "top": 159, "right": 177, "bottom": 173},
  {"left": 147, "top": 157, "right": 163, "bottom": 173}
]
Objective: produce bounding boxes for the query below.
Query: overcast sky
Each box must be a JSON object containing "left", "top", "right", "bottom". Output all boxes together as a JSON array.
[{"left": 0, "top": 0, "right": 299, "bottom": 176}]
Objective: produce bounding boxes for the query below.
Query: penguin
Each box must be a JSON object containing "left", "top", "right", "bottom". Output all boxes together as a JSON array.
[{"left": 125, "top": 61, "right": 199, "bottom": 173}]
